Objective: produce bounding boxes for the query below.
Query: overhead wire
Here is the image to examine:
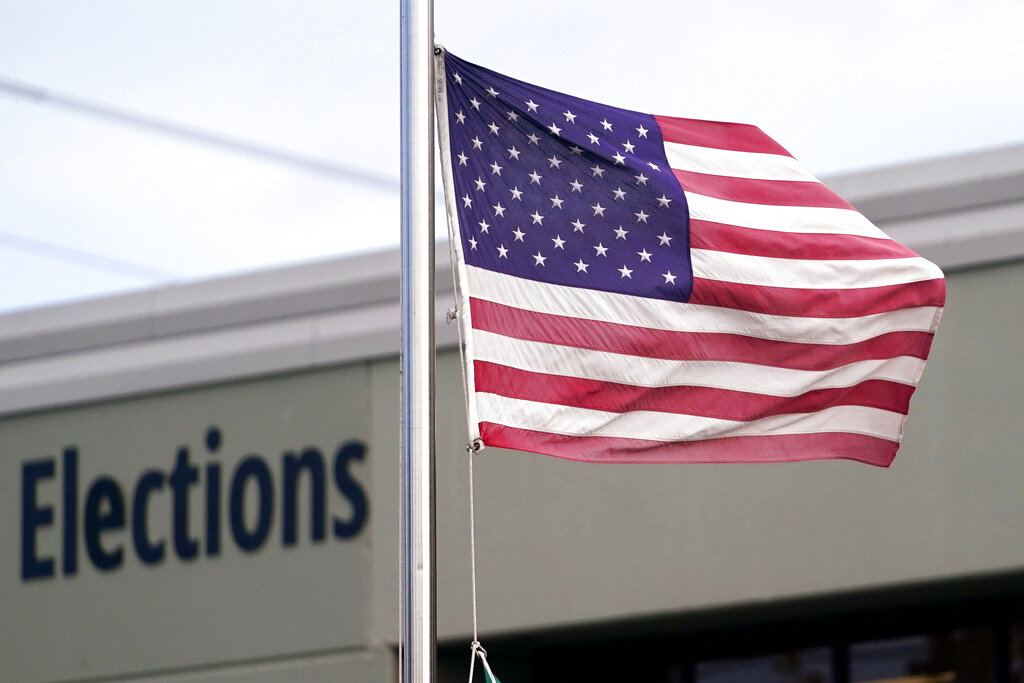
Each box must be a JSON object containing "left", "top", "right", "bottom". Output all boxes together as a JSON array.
[
  {"left": 0, "top": 75, "right": 402, "bottom": 279},
  {"left": 0, "top": 75, "right": 400, "bottom": 190},
  {"left": 0, "top": 230, "right": 178, "bottom": 282}
]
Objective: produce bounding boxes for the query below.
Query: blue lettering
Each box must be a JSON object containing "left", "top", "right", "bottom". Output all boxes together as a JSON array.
[
  {"left": 230, "top": 456, "right": 273, "bottom": 552},
  {"left": 84, "top": 477, "right": 125, "bottom": 571},
  {"left": 205, "top": 427, "right": 222, "bottom": 556},
  {"left": 21, "top": 459, "right": 56, "bottom": 580},
  {"left": 20, "top": 428, "right": 368, "bottom": 580},
  {"left": 131, "top": 470, "right": 166, "bottom": 565},
  {"left": 168, "top": 448, "right": 199, "bottom": 560},
  {"left": 282, "top": 448, "right": 326, "bottom": 546},
  {"left": 62, "top": 447, "right": 78, "bottom": 576},
  {"left": 333, "top": 441, "right": 368, "bottom": 539}
]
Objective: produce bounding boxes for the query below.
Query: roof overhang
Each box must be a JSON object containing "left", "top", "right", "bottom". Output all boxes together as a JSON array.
[{"left": 2, "top": 143, "right": 1022, "bottom": 417}]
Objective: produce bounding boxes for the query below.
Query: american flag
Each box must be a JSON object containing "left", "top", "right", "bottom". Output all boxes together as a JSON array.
[{"left": 435, "top": 50, "right": 945, "bottom": 467}]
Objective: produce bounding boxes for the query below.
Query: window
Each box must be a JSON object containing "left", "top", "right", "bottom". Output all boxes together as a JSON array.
[
  {"left": 1011, "top": 623, "right": 1024, "bottom": 683},
  {"left": 850, "top": 629, "right": 991, "bottom": 682},
  {"left": 696, "top": 647, "right": 832, "bottom": 683}
]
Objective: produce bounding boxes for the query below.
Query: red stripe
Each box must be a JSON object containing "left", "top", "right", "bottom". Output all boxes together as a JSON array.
[
  {"left": 654, "top": 115, "right": 792, "bottom": 156},
  {"left": 475, "top": 362, "right": 915, "bottom": 420},
  {"left": 689, "top": 219, "right": 919, "bottom": 260},
  {"left": 674, "top": 169, "right": 852, "bottom": 209},
  {"left": 689, "top": 277, "right": 947, "bottom": 318},
  {"left": 479, "top": 423, "right": 897, "bottom": 467},
  {"left": 469, "top": 298, "right": 937, "bottom": 370}
]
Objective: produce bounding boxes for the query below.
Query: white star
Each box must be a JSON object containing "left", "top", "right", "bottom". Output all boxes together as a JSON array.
[
  {"left": 612, "top": 187, "right": 627, "bottom": 201},
  {"left": 622, "top": 140, "right": 635, "bottom": 154},
  {"left": 533, "top": 252, "right": 546, "bottom": 266},
  {"left": 493, "top": 203, "right": 506, "bottom": 217},
  {"left": 528, "top": 170, "right": 542, "bottom": 185},
  {"left": 468, "top": 237, "right": 477, "bottom": 250},
  {"left": 593, "top": 243, "right": 608, "bottom": 256},
  {"left": 552, "top": 235, "right": 566, "bottom": 249},
  {"left": 478, "top": 220, "right": 490, "bottom": 233},
  {"left": 512, "top": 227, "right": 526, "bottom": 241},
  {"left": 507, "top": 146, "right": 521, "bottom": 160},
  {"left": 469, "top": 97, "right": 481, "bottom": 110},
  {"left": 455, "top": 110, "right": 466, "bottom": 124},
  {"left": 457, "top": 152, "right": 468, "bottom": 166},
  {"left": 637, "top": 249, "right": 652, "bottom": 262},
  {"left": 612, "top": 152, "right": 626, "bottom": 165},
  {"left": 663, "top": 271, "right": 677, "bottom": 284},
  {"left": 563, "top": 110, "right": 577, "bottom": 123},
  {"left": 569, "top": 179, "right": 584, "bottom": 192},
  {"left": 525, "top": 99, "right": 539, "bottom": 113},
  {"left": 648, "top": 161, "right": 661, "bottom": 171},
  {"left": 601, "top": 118, "right": 613, "bottom": 131},
  {"left": 635, "top": 210, "right": 649, "bottom": 223},
  {"left": 497, "top": 243, "right": 508, "bottom": 258},
  {"left": 526, "top": 132, "right": 540, "bottom": 145},
  {"left": 509, "top": 186, "right": 523, "bottom": 200},
  {"left": 490, "top": 161, "right": 503, "bottom": 175},
  {"left": 462, "top": 194, "right": 472, "bottom": 208},
  {"left": 618, "top": 265, "right": 633, "bottom": 278},
  {"left": 531, "top": 210, "right": 544, "bottom": 225},
  {"left": 549, "top": 195, "right": 564, "bottom": 209},
  {"left": 487, "top": 122, "right": 500, "bottom": 136},
  {"left": 587, "top": 132, "right": 601, "bottom": 145},
  {"left": 548, "top": 122, "right": 562, "bottom": 136},
  {"left": 571, "top": 218, "right": 586, "bottom": 232},
  {"left": 471, "top": 136, "right": 483, "bottom": 150},
  {"left": 590, "top": 165, "right": 605, "bottom": 178},
  {"left": 636, "top": 124, "right": 649, "bottom": 138},
  {"left": 591, "top": 203, "right": 606, "bottom": 217},
  {"left": 506, "top": 111, "right": 519, "bottom": 122},
  {"left": 454, "top": 73, "right": 463, "bottom": 85},
  {"left": 474, "top": 177, "right": 486, "bottom": 191},
  {"left": 547, "top": 155, "right": 562, "bottom": 169},
  {"left": 657, "top": 232, "right": 673, "bottom": 246},
  {"left": 574, "top": 259, "right": 589, "bottom": 273},
  {"left": 614, "top": 226, "right": 628, "bottom": 240},
  {"left": 657, "top": 194, "right": 672, "bottom": 207},
  {"left": 634, "top": 172, "right": 649, "bottom": 186},
  {"left": 486, "top": 86, "right": 499, "bottom": 97},
  {"left": 569, "top": 145, "right": 583, "bottom": 155}
]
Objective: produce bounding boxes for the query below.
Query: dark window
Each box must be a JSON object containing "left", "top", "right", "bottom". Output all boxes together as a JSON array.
[
  {"left": 849, "top": 629, "right": 991, "bottom": 683},
  {"left": 1011, "top": 624, "right": 1024, "bottom": 683},
  {"left": 452, "top": 578, "right": 1024, "bottom": 683},
  {"left": 696, "top": 647, "right": 832, "bottom": 683}
]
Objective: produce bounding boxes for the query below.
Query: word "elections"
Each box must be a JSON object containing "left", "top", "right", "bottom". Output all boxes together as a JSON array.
[{"left": 21, "top": 427, "right": 368, "bottom": 580}]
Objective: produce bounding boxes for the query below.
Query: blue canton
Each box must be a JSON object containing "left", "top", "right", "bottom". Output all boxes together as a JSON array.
[{"left": 443, "top": 51, "right": 693, "bottom": 302}]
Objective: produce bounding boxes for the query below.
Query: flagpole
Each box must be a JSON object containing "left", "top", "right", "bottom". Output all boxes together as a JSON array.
[{"left": 399, "top": 0, "right": 436, "bottom": 680}]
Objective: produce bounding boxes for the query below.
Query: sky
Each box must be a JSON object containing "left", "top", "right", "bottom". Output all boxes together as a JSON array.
[{"left": 1, "top": 0, "right": 1022, "bottom": 314}]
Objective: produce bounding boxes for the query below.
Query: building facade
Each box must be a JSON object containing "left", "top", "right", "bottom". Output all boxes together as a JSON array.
[{"left": 2, "top": 144, "right": 1023, "bottom": 682}]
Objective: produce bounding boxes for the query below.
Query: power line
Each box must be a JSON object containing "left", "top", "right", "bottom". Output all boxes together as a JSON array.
[
  {"left": 0, "top": 75, "right": 400, "bottom": 191},
  {"left": 0, "top": 230, "right": 178, "bottom": 282},
  {"left": 0, "top": 75, "right": 405, "bottom": 279}
]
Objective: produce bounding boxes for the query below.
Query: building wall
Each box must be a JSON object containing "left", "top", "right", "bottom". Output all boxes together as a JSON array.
[
  {"left": 1, "top": 144, "right": 1022, "bottom": 681},
  {"left": 1, "top": 366, "right": 389, "bottom": 682},
  {"left": 362, "top": 260, "right": 1024, "bottom": 650}
]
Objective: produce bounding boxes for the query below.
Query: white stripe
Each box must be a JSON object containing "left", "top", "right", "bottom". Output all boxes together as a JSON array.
[
  {"left": 663, "top": 140, "right": 818, "bottom": 182},
  {"left": 686, "top": 192, "right": 889, "bottom": 238},
  {"left": 466, "top": 267, "right": 943, "bottom": 343},
  {"left": 691, "top": 249, "right": 945, "bottom": 289},
  {"left": 473, "top": 330, "right": 926, "bottom": 394},
  {"left": 476, "top": 393, "right": 905, "bottom": 443}
]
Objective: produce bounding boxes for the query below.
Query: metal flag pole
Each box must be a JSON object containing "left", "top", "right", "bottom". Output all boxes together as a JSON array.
[{"left": 399, "top": 0, "right": 436, "bottom": 680}]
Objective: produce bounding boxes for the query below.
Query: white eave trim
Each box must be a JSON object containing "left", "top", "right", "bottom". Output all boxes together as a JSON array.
[{"left": 1, "top": 143, "right": 1022, "bottom": 417}]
